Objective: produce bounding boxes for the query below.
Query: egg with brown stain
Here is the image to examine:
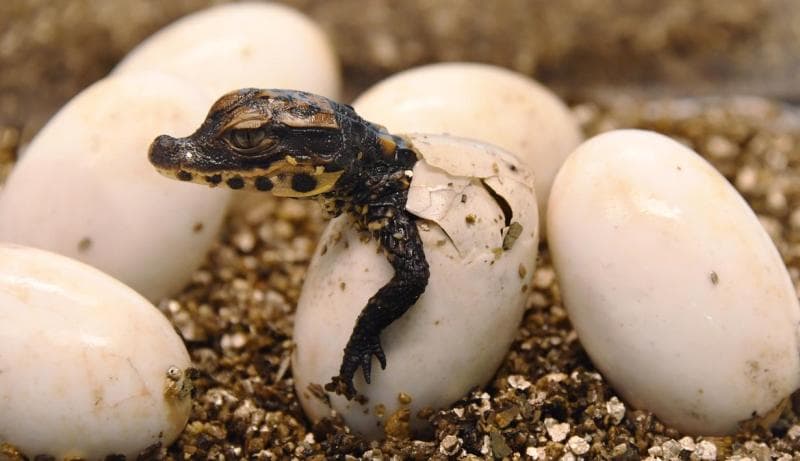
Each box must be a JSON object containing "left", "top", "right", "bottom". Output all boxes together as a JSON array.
[{"left": 0, "top": 244, "right": 192, "bottom": 458}]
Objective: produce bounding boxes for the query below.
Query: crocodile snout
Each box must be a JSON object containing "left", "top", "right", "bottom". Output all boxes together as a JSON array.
[{"left": 148, "top": 134, "right": 182, "bottom": 170}]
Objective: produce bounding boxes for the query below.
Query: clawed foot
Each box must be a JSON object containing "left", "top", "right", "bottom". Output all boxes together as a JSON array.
[{"left": 324, "top": 333, "right": 386, "bottom": 399}]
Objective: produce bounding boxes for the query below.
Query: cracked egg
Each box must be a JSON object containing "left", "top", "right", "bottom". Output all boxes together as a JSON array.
[
  {"left": 293, "top": 134, "right": 539, "bottom": 439},
  {"left": 0, "top": 244, "right": 192, "bottom": 458}
]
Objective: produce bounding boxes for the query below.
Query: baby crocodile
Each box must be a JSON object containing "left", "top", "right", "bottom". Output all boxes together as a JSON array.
[{"left": 149, "top": 88, "right": 429, "bottom": 399}]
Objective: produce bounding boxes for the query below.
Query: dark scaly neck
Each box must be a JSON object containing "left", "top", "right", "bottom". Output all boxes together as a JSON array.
[{"left": 317, "top": 106, "right": 419, "bottom": 217}]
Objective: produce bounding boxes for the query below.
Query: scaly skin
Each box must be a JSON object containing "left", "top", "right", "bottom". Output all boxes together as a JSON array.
[{"left": 148, "top": 88, "right": 430, "bottom": 398}]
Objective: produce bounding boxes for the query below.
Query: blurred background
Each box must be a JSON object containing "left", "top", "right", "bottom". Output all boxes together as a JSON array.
[{"left": 1, "top": 0, "right": 799, "bottom": 167}]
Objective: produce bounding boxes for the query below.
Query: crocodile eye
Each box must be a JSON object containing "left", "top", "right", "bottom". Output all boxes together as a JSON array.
[{"left": 227, "top": 128, "right": 275, "bottom": 154}]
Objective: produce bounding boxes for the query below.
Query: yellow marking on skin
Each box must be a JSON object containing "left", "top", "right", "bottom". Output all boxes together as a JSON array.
[
  {"left": 368, "top": 221, "right": 385, "bottom": 231},
  {"left": 271, "top": 170, "right": 344, "bottom": 198},
  {"left": 175, "top": 156, "right": 344, "bottom": 196},
  {"left": 378, "top": 134, "right": 397, "bottom": 157}
]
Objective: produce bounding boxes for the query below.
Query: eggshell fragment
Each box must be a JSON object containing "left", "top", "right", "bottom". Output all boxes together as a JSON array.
[
  {"left": 0, "top": 244, "right": 192, "bottom": 459},
  {"left": 353, "top": 62, "right": 582, "bottom": 235},
  {"left": 115, "top": 2, "right": 341, "bottom": 104},
  {"left": 0, "top": 72, "right": 230, "bottom": 301},
  {"left": 293, "top": 134, "right": 539, "bottom": 439},
  {"left": 547, "top": 129, "right": 800, "bottom": 435}
]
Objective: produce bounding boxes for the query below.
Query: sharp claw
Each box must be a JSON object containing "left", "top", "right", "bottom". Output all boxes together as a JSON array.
[
  {"left": 334, "top": 334, "right": 388, "bottom": 396},
  {"left": 361, "top": 355, "right": 373, "bottom": 383},
  {"left": 376, "top": 347, "right": 387, "bottom": 369}
]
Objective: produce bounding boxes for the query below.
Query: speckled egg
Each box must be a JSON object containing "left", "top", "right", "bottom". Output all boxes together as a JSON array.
[
  {"left": 353, "top": 62, "right": 582, "bottom": 235},
  {"left": 547, "top": 129, "right": 800, "bottom": 435},
  {"left": 115, "top": 2, "right": 340, "bottom": 105},
  {"left": 0, "top": 244, "right": 193, "bottom": 459},
  {"left": 0, "top": 72, "right": 230, "bottom": 301},
  {"left": 293, "top": 134, "right": 539, "bottom": 439}
]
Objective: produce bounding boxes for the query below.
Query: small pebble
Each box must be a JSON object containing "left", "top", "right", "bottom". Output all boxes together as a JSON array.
[
  {"left": 611, "top": 443, "right": 630, "bottom": 457},
  {"left": 526, "top": 446, "right": 544, "bottom": 460},
  {"left": 567, "top": 436, "right": 590, "bottom": 455},
  {"left": 735, "top": 166, "right": 759, "bottom": 192},
  {"left": 693, "top": 440, "right": 717, "bottom": 460},
  {"left": 679, "top": 436, "right": 696, "bottom": 452},
  {"left": 544, "top": 418, "right": 570, "bottom": 442},
  {"left": 439, "top": 435, "right": 461, "bottom": 456},
  {"left": 706, "top": 134, "right": 738, "bottom": 158},
  {"left": 533, "top": 267, "right": 556, "bottom": 288},
  {"left": 606, "top": 396, "right": 626, "bottom": 424},
  {"left": 508, "top": 374, "right": 532, "bottom": 390},
  {"left": 743, "top": 441, "right": 771, "bottom": 460},
  {"left": 233, "top": 231, "right": 256, "bottom": 253},
  {"left": 766, "top": 190, "right": 788, "bottom": 214},
  {"left": 662, "top": 439, "right": 683, "bottom": 459}
]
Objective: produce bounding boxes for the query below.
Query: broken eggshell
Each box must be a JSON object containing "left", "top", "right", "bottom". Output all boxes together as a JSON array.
[
  {"left": 353, "top": 62, "right": 583, "bottom": 236},
  {"left": 547, "top": 129, "right": 800, "bottom": 435},
  {"left": 0, "top": 72, "right": 230, "bottom": 301},
  {"left": 293, "top": 134, "right": 539, "bottom": 439},
  {"left": 0, "top": 244, "right": 192, "bottom": 459}
]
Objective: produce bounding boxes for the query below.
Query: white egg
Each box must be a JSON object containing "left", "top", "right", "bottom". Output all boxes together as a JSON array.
[
  {"left": 352, "top": 62, "right": 582, "bottom": 236},
  {"left": 293, "top": 134, "right": 539, "bottom": 439},
  {"left": 547, "top": 129, "right": 800, "bottom": 435},
  {"left": 0, "top": 72, "right": 230, "bottom": 301},
  {"left": 0, "top": 244, "right": 192, "bottom": 459},
  {"left": 115, "top": 2, "right": 341, "bottom": 105}
]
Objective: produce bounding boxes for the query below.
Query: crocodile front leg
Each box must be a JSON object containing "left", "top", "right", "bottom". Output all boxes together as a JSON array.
[{"left": 326, "top": 206, "right": 430, "bottom": 399}]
